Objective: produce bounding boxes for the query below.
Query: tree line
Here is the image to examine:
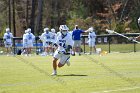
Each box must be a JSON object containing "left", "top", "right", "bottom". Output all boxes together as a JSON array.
[{"left": 0, "top": 0, "right": 140, "bottom": 37}]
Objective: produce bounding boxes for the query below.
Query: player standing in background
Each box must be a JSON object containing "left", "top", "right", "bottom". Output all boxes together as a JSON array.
[
  {"left": 72, "top": 25, "right": 89, "bottom": 56},
  {"left": 133, "top": 17, "right": 140, "bottom": 40},
  {"left": 51, "top": 25, "right": 73, "bottom": 75},
  {"left": 26, "top": 28, "right": 35, "bottom": 56},
  {"left": 50, "top": 28, "right": 57, "bottom": 55},
  {"left": 88, "top": 27, "right": 96, "bottom": 54},
  {"left": 22, "top": 29, "right": 28, "bottom": 56},
  {"left": 40, "top": 27, "right": 52, "bottom": 56},
  {"left": 3, "top": 28, "right": 13, "bottom": 56}
]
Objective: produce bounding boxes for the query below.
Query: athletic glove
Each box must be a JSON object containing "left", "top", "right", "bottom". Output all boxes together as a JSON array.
[
  {"left": 65, "top": 45, "right": 72, "bottom": 53},
  {"left": 58, "top": 51, "right": 66, "bottom": 54},
  {"left": 53, "top": 43, "right": 58, "bottom": 47}
]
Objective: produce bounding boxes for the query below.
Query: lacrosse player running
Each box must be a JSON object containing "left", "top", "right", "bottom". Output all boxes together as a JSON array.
[
  {"left": 51, "top": 25, "right": 73, "bottom": 76},
  {"left": 88, "top": 27, "right": 96, "bottom": 54},
  {"left": 40, "top": 27, "right": 52, "bottom": 56},
  {"left": 3, "top": 28, "right": 13, "bottom": 56}
]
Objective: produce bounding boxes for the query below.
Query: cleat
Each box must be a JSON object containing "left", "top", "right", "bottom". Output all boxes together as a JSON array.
[
  {"left": 66, "top": 60, "right": 70, "bottom": 66},
  {"left": 51, "top": 72, "right": 57, "bottom": 76},
  {"left": 71, "top": 53, "right": 75, "bottom": 56}
]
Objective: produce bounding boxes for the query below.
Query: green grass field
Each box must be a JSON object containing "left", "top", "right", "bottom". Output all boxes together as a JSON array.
[{"left": 0, "top": 52, "right": 140, "bottom": 93}]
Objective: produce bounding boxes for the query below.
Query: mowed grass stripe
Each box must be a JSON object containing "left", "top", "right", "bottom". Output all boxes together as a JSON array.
[{"left": 0, "top": 53, "right": 140, "bottom": 93}]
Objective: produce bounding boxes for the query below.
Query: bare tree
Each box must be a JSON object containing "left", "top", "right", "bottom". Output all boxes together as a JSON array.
[{"left": 36, "top": 0, "right": 43, "bottom": 35}]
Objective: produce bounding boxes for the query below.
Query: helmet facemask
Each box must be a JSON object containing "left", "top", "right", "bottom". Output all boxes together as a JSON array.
[
  {"left": 61, "top": 30, "right": 67, "bottom": 36},
  {"left": 44, "top": 28, "right": 49, "bottom": 33}
]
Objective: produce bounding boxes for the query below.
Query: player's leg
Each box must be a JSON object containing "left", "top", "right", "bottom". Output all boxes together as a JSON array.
[
  {"left": 49, "top": 42, "right": 53, "bottom": 55},
  {"left": 7, "top": 45, "right": 12, "bottom": 56},
  {"left": 28, "top": 47, "right": 32, "bottom": 55},
  {"left": 89, "top": 47, "right": 92, "bottom": 54},
  {"left": 89, "top": 41, "right": 92, "bottom": 54},
  {"left": 44, "top": 42, "right": 50, "bottom": 55},
  {"left": 26, "top": 47, "right": 30, "bottom": 56},
  {"left": 93, "top": 42, "right": 96, "bottom": 53},
  {"left": 58, "top": 55, "right": 70, "bottom": 67},
  {"left": 6, "top": 47, "right": 9, "bottom": 56},
  {"left": 52, "top": 57, "right": 58, "bottom": 75},
  {"left": 72, "top": 41, "right": 76, "bottom": 56},
  {"left": 10, "top": 46, "right": 13, "bottom": 55},
  {"left": 77, "top": 41, "right": 81, "bottom": 55},
  {"left": 29, "top": 42, "right": 33, "bottom": 55},
  {"left": 4, "top": 43, "right": 9, "bottom": 56},
  {"left": 9, "top": 43, "right": 13, "bottom": 55},
  {"left": 52, "top": 51, "right": 60, "bottom": 75}
]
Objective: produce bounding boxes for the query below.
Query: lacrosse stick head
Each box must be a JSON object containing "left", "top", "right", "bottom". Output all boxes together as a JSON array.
[{"left": 106, "top": 29, "right": 115, "bottom": 34}]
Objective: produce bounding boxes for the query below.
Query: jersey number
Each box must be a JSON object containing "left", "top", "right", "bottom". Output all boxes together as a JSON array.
[{"left": 59, "top": 42, "right": 66, "bottom": 48}]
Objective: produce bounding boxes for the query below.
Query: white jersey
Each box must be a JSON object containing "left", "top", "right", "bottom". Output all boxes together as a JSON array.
[
  {"left": 56, "top": 32, "right": 61, "bottom": 36},
  {"left": 23, "top": 33, "right": 27, "bottom": 43},
  {"left": 40, "top": 32, "right": 51, "bottom": 43},
  {"left": 26, "top": 33, "right": 35, "bottom": 42},
  {"left": 25, "top": 32, "right": 35, "bottom": 48},
  {"left": 67, "top": 31, "right": 74, "bottom": 46},
  {"left": 88, "top": 32, "right": 96, "bottom": 42},
  {"left": 55, "top": 33, "right": 73, "bottom": 53},
  {"left": 50, "top": 32, "right": 57, "bottom": 43},
  {"left": 3, "top": 32, "right": 13, "bottom": 43},
  {"left": 22, "top": 33, "right": 28, "bottom": 48}
]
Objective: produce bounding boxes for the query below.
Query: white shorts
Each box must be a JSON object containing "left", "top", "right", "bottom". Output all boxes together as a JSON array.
[
  {"left": 4, "top": 42, "right": 12, "bottom": 48},
  {"left": 43, "top": 41, "right": 51, "bottom": 48},
  {"left": 23, "top": 42, "right": 28, "bottom": 48},
  {"left": 73, "top": 40, "right": 81, "bottom": 47},
  {"left": 88, "top": 41, "right": 95, "bottom": 47},
  {"left": 27, "top": 42, "right": 33, "bottom": 48},
  {"left": 53, "top": 50, "right": 70, "bottom": 65}
]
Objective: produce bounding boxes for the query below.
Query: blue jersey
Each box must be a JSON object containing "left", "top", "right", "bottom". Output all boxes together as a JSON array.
[{"left": 72, "top": 29, "right": 84, "bottom": 40}]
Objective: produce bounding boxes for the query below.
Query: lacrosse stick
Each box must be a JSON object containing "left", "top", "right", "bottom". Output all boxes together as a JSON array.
[{"left": 106, "top": 29, "right": 140, "bottom": 44}]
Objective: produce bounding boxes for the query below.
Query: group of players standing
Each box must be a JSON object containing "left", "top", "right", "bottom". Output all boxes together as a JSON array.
[
  {"left": 22, "top": 27, "right": 57, "bottom": 56},
  {"left": 3, "top": 25, "right": 96, "bottom": 75},
  {"left": 3, "top": 25, "right": 96, "bottom": 56}
]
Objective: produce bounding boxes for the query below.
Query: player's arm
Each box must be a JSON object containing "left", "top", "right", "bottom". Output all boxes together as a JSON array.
[
  {"left": 3, "top": 35, "right": 7, "bottom": 43},
  {"left": 53, "top": 36, "right": 59, "bottom": 48},
  {"left": 135, "top": 35, "right": 140, "bottom": 39},
  {"left": 11, "top": 33, "right": 13, "bottom": 38},
  {"left": 65, "top": 37, "right": 73, "bottom": 54}
]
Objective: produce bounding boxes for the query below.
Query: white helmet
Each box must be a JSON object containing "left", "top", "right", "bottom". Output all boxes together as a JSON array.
[
  {"left": 59, "top": 25, "right": 69, "bottom": 36},
  {"left": 25, "top": 30, "right": 28, "bottom": 33},
  {"left": 138, "top": 17, "right": 140, "bottom": 24},
  {"left": 27, "top": 28, "right": 31, "bottom": 33},
  {"left": 44, "top": 27, "right": 49, "bottom": 32},
  {"left": 6, "top": 28, "right": 10, "bottom": 33},
  {"left": 88, "top": 27, "right": 94, "bottom": 32},
  {"left": 51, "top": 28, "right": 55, "bottom": 33},
  {"left": 59, "top": 25, "right": 69, "bottom": 31}
]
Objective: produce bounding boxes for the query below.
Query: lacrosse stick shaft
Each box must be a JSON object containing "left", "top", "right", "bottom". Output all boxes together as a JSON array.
[
  {"left": 113, "top": 32, "right": 140, "bottom": 43},
  {"left": 106, "top": 29, "right": 140, "bottom": 44}
]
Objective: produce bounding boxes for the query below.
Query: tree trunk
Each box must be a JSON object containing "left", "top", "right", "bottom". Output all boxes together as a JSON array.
[
  {"left": 36, "top": 0, "right": 43, "bottom": 35},
  {"left": 30, "top": 0, "right": 36, "bottom": 34},
  {"left": 8, "top": 0, "right": 11, "bottom": 30},
  {"left": 12, "top": 0, "right": 16, "bottom": 37}
]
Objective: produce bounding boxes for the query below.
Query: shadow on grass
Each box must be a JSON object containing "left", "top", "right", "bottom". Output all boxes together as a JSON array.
[{"left": 57, "top": 74, "right": 88, "bottom": 77}]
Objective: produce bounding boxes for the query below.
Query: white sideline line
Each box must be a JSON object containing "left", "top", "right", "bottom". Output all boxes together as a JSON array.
[{"left": 92, "top": 86, "right": 140, "bottom": 93}]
